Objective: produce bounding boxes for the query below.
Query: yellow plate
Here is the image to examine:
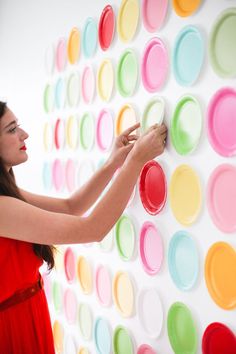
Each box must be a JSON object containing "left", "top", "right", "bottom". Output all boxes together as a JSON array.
[
  {"left": 97, "top": 59, "right": 114, "bottom": 101},
  {"left": 77, "top": 256, "right": 93, "bottom": 294},
  {"left": 67, "top": 27, "right": 80, "bottom": 64},
  {"left": 117, "top": 0, "right": 139, "bottom": 42},
  {"left": 53, "top": 320, "right": 64, "bottom": 353},
  {"left": 173, "top": 0, "right": 202, "bottom": 17},
  {"left": 66, "top": 115, "right": 79, "bottom": 149},
  {"left": 43, "top": 121, "right": 53, "bottom": 152},
  {"left": 205, "top": 242, "right": 236, "bottom": 310},
  {"left": 170, "top": 164, "right": 202, "bottom": 225},
  {"left": 112, "top": 271, "right": 134, "bottom": 317},
  {"left": 116, "top": 104, "right": 137, "bottom": 135}
]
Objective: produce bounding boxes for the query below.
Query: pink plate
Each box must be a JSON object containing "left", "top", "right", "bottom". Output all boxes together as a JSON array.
[
  {"left": 56, "top": 38, "right": 67, "bottom": 72},
  {"left": 63, "top": 288, "right": 77, "bottom": 324},
  {"left": 95, "top": 265, "right": 112, "bottom": 307},
  {"left": 64, "top": 247, "right": 76, "bottom": 283},
  {"left": 81, "top": 65, "right": 95, "bottom": 104},
  {"left": 207, "top": 164, "right": 236, "bottom": 233},
  {"left": 207, "top": 87, "right": 236, "bottom": 156},
  {"left": 65, "top": 159, "right": 76, "bottom": 192},
  {"left": 52, "top": 159, "right": 65, "bottom": 191},
  {"left": 142, "top": 0, "right": 168, "bottom": 32},
  {"left": 137, "top": 344, "right": 157, "bottom": 354},
  {"left": 141, "top": 37, "right": 168, "bottom": 92},
  {"left": 96, "top": 109, "right": 114, "bottom": 151},
  {"left": 140, "top": 221, "right": 164, "bottom": 275}
]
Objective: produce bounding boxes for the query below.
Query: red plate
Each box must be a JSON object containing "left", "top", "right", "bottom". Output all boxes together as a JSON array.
[
  {"left": 139, "top": 160, "right": 167, "bottom": 215},
  {"left": 98, "top": 5, "right": 115, "bottom": 50},
  {"left": 202, "top": 322, "right": 236, "bottom": 354}
]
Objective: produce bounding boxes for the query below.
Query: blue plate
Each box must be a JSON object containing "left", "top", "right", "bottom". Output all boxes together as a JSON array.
[
  {"left": 173, "top": 25, "right": 204, "bottom": 86},
  {"left": 168, "top": 231, "right": 199, "bottom": 290},
  {"left": 94, "top": 317, "right": 111, "bottom": 354},
  {"left": 82, "top": 17, "right": 97, "bottom": 58}
]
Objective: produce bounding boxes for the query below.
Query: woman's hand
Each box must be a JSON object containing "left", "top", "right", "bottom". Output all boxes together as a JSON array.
[
  {"left": 108, "top": 122, "right": 140, "bottom": 169},
  {"left": 128, "top": 123, "right": 167, "bottom": 166}
]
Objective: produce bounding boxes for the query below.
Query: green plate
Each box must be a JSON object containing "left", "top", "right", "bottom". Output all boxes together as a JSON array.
[
  {"left": 115, "top": 215, "right": 135, "bottom": 261},
  {"left": 171, "top": 95, "right": 202, "bottom": 155},
  {"left": 209, "top": 8, "right": 236, "bottom": 78},
  {"left": 113, "top": 326, "right": 133, "bottom": 354},
  {"left": 80, "top": 112, "right": 95, "bottom": 151},
  {"left": 116, "top": 49, "right": 138, "bottom": 97},
  {"left": 142, "top": 96, "right": 165, "bottom": 132},
  {"left": 167, "top": 302, "right": 198, "bottom": 354}
]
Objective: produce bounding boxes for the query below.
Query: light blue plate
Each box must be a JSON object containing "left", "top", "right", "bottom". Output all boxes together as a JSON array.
[
  {"left": 173, "top": 25, "right": 204, "bottom": 86},
  {"left": 94, "top": 317, "right": 111, "bottom": 354},
  {"left": 82, "top": 17, "right": 97, "bottom": 58},
  {"left": 42, "top": 161, "right": 52, "bottom": 191},
  {"left": 168, "top": 231, "right": 199, "bottom": 291}
]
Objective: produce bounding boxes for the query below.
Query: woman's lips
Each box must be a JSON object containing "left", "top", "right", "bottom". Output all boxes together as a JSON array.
[{"left": 20, "top": 145, "right": 27, "bottom": 151}]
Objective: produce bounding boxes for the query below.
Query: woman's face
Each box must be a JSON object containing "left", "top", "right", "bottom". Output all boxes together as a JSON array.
[{"left": 0, "top": 108, "right": 29, "bottom": 170}]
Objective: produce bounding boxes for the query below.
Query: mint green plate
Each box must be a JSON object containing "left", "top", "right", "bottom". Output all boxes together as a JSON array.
[
  {"left": 115, "top": 215, "right": 135, "bottom": 261},
  {"left": 171, "top": 95, "right": 202, "bottom": 155},
  {"left": 116, "top": 49, "right": 138, "bottom": 97},
  {"left": 209, "top": 8, "right": 236, "bottom": 78},
  {"left": 113, "top": 326, "right": 133, "bottom": 354},
  {"left": 167, "top": 302, "right": 198, "bottom": 354},
  {"left": 80, "top": 112, "right": 95, "bottom": 150}
]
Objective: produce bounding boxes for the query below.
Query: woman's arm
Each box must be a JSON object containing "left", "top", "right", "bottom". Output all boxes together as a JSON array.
[
  {"left": 0, "top": 124, "right": 167, "bottom": 245},
  {"left": 20, "top": 123, "right": 140, "bottom": 215}
]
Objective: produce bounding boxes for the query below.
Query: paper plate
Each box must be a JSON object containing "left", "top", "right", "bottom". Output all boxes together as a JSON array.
[
  {"left": 66, "top": 115, "right": 79, "bottom": 150},
  {"left": 113, "top": 271, "right": 134, "bottom": 317},
  {"left": 55, "top": 77, "right": 66, "bottom": 109},
  {"left": 116, "top": 49, "right": 138, "bottom": 97},
  {"left": 207, "top": 164, "right": 236, "bottom": 233},
  {"left": 202, "top": 322, "right": 236, "bottom": 354},
  {"left": 116, "top": 104, "right": 137, "bottom": 135},
  {"left": 53, "top": 320, "right": 64, "bottom": 354},
  {"left": 173, "top": 25, "right": 204, "bottom": 86},
  {"left": 76, "top": 159, "right": 94, "bottom": 188},
  {"left": 82, "top": 17, "right": 97, "bottom": 58},
  {"left": 139, "top": 221, "right": 164, "bottom": 275},
  {"left": 209, "top": 8, "right": 236, "bottom": 78},
  {"left": 97, "top": 59, "right": 114, "bottom": 101},
  {"left": 95, "top": 265, "right": 112, "bottom": 307},
  {"left": 98, "top": 5, "right": 115, "bottom": 50},
  {"left": 43, "top": 83, "right": 54, "bottom": 113},
  {"left": 117, "top": 0, "right": 139, "bottom": 42},
  {"left": 142, "top": 37, "right": 168, "bottom": 92},
  {"left": 78, "top": 303, "right": 93, "bottom": 340},
  {"left": 168, "top": 231, "right": 199, "bottom": 291},
  {"left": 52, "top": 281, "right": 63, "bottom": 313},
  {"left": 56, "top": 38, "right": 67, "bottom": 72},
  {"left": 142, "top": 0, "right": 168, "bottom": 32},
  {"left": 52, "top": 159, "right": 65, "bottom": 191},
  {"left": 79, "top": 112, "right": 95, "bottom": 151},
  {"left": 81, "top": 65, "right": 95, "bottom": 104},
  {"left": 96, "top": 109, "right": 114, "bottom": 151},
  {"left": 67, "top": 27, "right": 80, "bottom": 64},
  {"left": 170, "top": 164, "right": 202, "bottom": 225},
  {"left": 99, "top": 228, "right": 114, "bottom": 252},
  {"left": 67, "top": 72, "right": 80, "bottom": 107},
  {"left": 54, "top": 118, "right": 65, "bottom": 150},
  {"left": 137, "top": 344, "right": 156, "bottom": 354},
  {"left": 205, "top": 242, "right": 236, "bottom": 310},
  {"left": 113, "top": 326, "right": 134, "bottom": 354},
  {"left": 137, "top": 288, "right": 163, "bottom": 338},
  {"left": 43, "top": 122, "right": 53, "bottom": 152},
  {"left": 139, "top": 160, "right": 167, "bottom": 215},
  {"left": 167, "top": 302, "right": 198, "bottom": 354},
  {"left": 171, "top": 95, "right": 202, "bottom": 155},
  {"left": 142, "top": 96, "right": 165, "bottom": 132},
  {"left": 44, "top": 44, "right": 55, "bottom": 75},
  {"left": 78, "top": 348, "right": 90, "bottom": 354},
  {"left": 63, "top": 288, "right": 77, "bottom": 324},
  {"left": 173, "top": 0, "right": 202, "bottom": 17},
  {"left": 115, "top": 215, "right": 136, "bottom": 261},
  {"left": 77, "top": 256, "right": 93, "bottom": 294},
  {"left": 94, "top": 318, "right": 112, "bottom": 354},
  {"left": 64, "top": 247, "right": 76, "bottom": 283},
  {"left": 64, "top": 334, "right": 77, "bottom": 354},
  {"left": 65, "top": 159, "right": 76, "bottom": 192},
  {"left": 207, "top": 87, "right": 236, "bottom": 157}
]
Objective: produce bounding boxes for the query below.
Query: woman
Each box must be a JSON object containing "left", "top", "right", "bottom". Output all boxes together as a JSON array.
[{"left": 0, "top": 101, "right": 167, "bottom": 353}]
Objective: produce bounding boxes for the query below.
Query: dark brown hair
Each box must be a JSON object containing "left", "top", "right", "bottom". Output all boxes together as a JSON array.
[{"left": 0, "top": 101, "right": 55, "bottom": 270}]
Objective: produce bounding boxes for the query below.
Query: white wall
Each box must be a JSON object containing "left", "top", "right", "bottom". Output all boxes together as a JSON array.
[{"left": 0, "top": 1, "right": 235, "bottom": 353}]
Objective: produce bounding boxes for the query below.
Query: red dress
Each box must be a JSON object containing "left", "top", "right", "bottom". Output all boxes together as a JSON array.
[{"left": 0, "top": 237, "right": 55, "bottom": 354}]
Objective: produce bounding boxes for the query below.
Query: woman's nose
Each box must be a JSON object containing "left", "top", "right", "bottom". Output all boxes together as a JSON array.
[{"left": 19, "top": 128, "right": 29, "bottom": 140}]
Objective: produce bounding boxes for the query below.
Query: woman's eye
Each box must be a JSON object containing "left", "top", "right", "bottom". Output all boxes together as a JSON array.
[{"left": 9, "top": 124, "right": 20, "bottom": 133}]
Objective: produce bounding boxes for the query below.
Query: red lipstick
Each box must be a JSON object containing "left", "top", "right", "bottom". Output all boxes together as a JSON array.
[{"left": 20, "top": 145, "right": 27, "bottom": 151}]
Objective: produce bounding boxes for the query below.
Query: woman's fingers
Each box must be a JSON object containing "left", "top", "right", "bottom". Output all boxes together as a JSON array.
[{"left": 121, "top": 122, "right": 140, "bottom": 136}]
